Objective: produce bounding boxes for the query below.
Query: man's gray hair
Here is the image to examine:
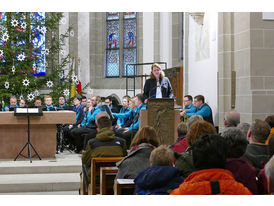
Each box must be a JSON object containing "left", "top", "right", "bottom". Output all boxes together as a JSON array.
[
  {"left": 265, "top": 155, "right": 274, "bottom": 191},
  {"left": 224, "top": 109, "right": 240, "bottom": 127},
  {"left": 187, "top": 115, "right": 203, "bottom": 130},
  {"left": 95, "top": 111, "right": 110, "bottom": 125},
  {"left": 237, "top": 122, "right": 250, "bottom": 139}
]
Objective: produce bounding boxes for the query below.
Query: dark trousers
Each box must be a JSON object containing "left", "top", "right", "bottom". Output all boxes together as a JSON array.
[
  {"left": 70, "top": 127, "right": 97, "bottom": 151},
  {"left": 115, "top": 129, "right": 137, "bottom": 149}
]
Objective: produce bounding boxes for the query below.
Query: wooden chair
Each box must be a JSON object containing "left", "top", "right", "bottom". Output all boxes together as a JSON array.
[
  {"left": 88, "top": 157, "right": 124, "bottom": 195},
  {"left": 114, "top": 179, "right": 136, "bottom": 195},
  {"left": 100, "top": 166, "right": 119, "bottom": 195}
]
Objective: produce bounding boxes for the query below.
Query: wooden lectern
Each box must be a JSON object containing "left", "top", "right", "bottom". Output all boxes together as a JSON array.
[
  {"left": 139, "top": 99, "right": 181, "bottom": 145},
  {"left": 0, "top": 111, "right": 75, "bottom": 159}
]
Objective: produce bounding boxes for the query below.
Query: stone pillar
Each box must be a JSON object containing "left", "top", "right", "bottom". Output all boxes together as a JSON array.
[{"left": 218, "top": 12, "right": 274, "bottom": 130}]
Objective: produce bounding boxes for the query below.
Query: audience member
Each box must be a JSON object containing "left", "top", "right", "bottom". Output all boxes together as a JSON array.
[
  {"left": 265, "top": 115, "right": 274, "bottom": 144},
  {"left": 115, "top": 126, "right": 159, "bottom": 179},
  {"left": 265, "top": 155, "right": 274, "bottom": 194},
  {"left": 4, "top": 96, "right": 18, "bottom": 111},
  {"left": 171, "top": 134, "right": 252, "bottom": 195},
  {"left": 81, "top": 115, "right": 127, "bottom": 186},
  {"left": 224, "top": 109, "right": 240, "bottom": 128},
  {"left": 237, "top": 122, "right": 250, "bottom": 139},
  {"left": 221, "top": 127, "right": 258, "bottom": 194},
  {"left": 170, "top": 122, "right": 188, "bottom": 154},
  {"left": 143, "top": 63, "right": 174, "bottom": 103},
  {"left": 134, "top": 145, "right": 183, "bottom": 195},
  {"left": 243, "top": 119, "right": 270, "bottom": 171},
  {"left": 175, "top": 121, "right": 216, "bottom": 178},
  {"left": 180, "top": 95, "right": 213, "bottom": 125}
]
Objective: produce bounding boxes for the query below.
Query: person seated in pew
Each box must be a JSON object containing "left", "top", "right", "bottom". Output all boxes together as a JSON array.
[
  {"left": 170, "top": 134, "right": 252, "bottom": 195},
  {"left": 134, "top": 145, "right": 183, "bottom": 195},
  {"left": 4, "top": 96, "right": 18, "bottom": 111},
  {"left": 115, "top": 126, "right": 159, "bottom": 180},
  {"left": 42, "top": 95, "right": 56, "bottom": 111},
  {"left": 19, "top": 98, "right": 27, "bottom": 108},
  {"left": 114, "top": 94, "right": 146, "bottom": 149},
  {"left": 81, "top": 114, "right": 127, "bottom": 185}
]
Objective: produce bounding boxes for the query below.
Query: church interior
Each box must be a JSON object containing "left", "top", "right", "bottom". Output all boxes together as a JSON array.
[{"left": 0, "top": 7, "right": 274, "bottom": 200}]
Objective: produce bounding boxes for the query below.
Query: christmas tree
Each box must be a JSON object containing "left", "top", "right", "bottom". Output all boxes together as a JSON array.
[{"left": 0, "top": 12, "right": 76, "bottom": 107}]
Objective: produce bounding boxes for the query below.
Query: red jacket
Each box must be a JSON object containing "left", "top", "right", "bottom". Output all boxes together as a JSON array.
[
  {"left": 170, "top": 168, "right": 252, "bottom": 195},
  {"left": 172, "top": 137, "right": 188, "bottom": 154}
]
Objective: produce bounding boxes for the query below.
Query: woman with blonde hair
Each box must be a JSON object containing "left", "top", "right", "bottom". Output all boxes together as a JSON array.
[
  {"left": 143, "top": 63, "right": 174, "bottom": 102},
  {"left": 115, "top": 126, "right": 160, "bottom": 179}
]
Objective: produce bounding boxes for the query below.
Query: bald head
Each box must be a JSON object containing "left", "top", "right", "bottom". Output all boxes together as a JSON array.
[{"left": 224, "top": 109, "right": 240, "bottom": 127}]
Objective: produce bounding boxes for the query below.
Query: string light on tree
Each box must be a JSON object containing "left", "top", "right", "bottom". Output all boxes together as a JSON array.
[
  {"left": 71, "top": 74, "right": 78, "bottom": 83},
  {"left": 0, "top": 49, "right": 3, "bottom": 57},
  {"left": 11, "top": 65, "right": 16, "bottom": 74},
  {"left": 34, "top": 90, "right": 40, "bottom": 97}
]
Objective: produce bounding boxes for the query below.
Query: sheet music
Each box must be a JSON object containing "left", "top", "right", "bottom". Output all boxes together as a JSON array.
[{"left": 28, "top": 108, "right": 39, "bottom": 113}]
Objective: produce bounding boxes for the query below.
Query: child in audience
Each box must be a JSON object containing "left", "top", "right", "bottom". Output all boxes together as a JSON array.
[{"left": 134, "top": 145, "right": 183, "bottom": 195}]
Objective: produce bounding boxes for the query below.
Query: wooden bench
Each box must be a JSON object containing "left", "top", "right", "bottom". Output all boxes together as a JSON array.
[
  {"left": 88, "top": 157, "right": 124, "bottom": 195},
  {"left": 100, "top": 166, "right": 119, "bottom": 195},
  {"left": 114, "top": 179, "right": 136, "bottom": 195}
]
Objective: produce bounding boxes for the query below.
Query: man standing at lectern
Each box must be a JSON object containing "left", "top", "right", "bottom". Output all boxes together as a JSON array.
[{"left": 143, "top": 63, "right": 174, "bottom": 103}]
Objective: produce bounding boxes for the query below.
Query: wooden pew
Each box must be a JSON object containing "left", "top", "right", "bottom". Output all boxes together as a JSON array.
[
  {"left": 114, "top": 179, "right": 136, "bottom": 195},
  {"left": 100, "top": 166, "right": 119, "bottom": 195},
  {"left": 88, "top": 157, "right": 124, "bottom": 195}
]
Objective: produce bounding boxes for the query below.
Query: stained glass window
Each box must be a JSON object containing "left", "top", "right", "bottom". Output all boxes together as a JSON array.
[
  {"left": 123, "top": 48, "right": 136, "bottom": 76},
  {"left": 107, "top": 12, "right": 119, "bottom": 20},
  {"left": 106, "top": 50, "right": 120, "bottom": 77},
  {"left": 105, "top": 12, "right": 137, "bottom": 77}
]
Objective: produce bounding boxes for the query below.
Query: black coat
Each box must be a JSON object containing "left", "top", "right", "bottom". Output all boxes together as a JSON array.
[{"left": 143, "top": 77, "right": 174, "bottom": 100}]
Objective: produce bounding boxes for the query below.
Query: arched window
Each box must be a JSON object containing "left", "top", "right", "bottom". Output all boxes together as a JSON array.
[{"left": 105, "top": 12, "right": 137, "bottom": 77}]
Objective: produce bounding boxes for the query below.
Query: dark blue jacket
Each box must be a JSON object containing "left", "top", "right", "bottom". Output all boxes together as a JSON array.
[
  {"left": 72, "top": 104, "right": 84, "bottom": 126},
  {"left": 134, "top": 166, "right": 183, "bottom": 195},
  {"left": 143, "top": 77, "right": 174, "bottom": 100}
]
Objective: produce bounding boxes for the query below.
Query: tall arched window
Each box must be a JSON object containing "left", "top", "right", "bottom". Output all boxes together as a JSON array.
[{"left": 105, "top": 12, "right": 137, "bottom": 77}]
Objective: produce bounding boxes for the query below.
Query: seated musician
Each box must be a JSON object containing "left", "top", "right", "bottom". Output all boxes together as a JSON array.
[
  {"left": 42, "top": 95, "right": 56, "bottom": 111},
  {"left": 4, "top": 96, "right": 18, "bottom": 111}
]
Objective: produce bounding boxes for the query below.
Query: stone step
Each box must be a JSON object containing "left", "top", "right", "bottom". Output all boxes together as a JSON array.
[{"left": 0, "top": 173, "right": 80, "bottom": 193}]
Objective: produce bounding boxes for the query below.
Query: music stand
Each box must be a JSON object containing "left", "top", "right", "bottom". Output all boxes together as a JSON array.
[{"left": 14, "top": 107, "right": 43, "bottom": 163}]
